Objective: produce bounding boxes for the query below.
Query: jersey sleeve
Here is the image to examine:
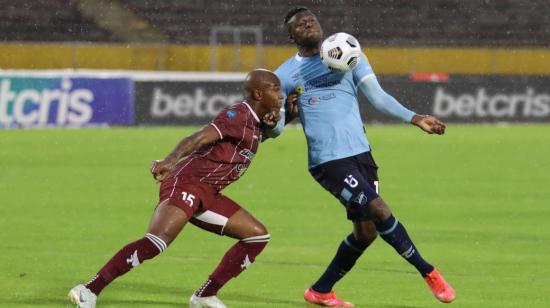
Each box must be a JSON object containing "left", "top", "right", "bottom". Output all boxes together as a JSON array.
[
  {"left": 210, "top": 106, "right": 246, "bottom": 140},
  {"left": 353, "top": 53, "right": 375, "bottom": 85}
]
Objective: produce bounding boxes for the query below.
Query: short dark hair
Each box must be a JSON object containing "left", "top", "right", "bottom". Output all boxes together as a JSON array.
[{"left": 284, "top": 7, "right": 310, "bottom": 25}]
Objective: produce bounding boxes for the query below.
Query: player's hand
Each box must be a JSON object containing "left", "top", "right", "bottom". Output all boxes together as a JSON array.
[
  {"left": 262, "top": 109, "right": 281, "bottom": 128},
  {"left": 411, "top": 114, "right": 446, "bottom": 135},
  {"left": 286, "top": 93, "right": 299, "bottom": 117},
  {"left": 150, "top": 158, "right": 176, "bottom": 182}
]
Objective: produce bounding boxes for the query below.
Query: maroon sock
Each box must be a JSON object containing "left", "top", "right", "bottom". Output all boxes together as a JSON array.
[
  {"left": 196, "top": 235, "right": 269, "bottom": 297},
  {"left": 85, "top": 233, "right": 167, "bottom": 295}
]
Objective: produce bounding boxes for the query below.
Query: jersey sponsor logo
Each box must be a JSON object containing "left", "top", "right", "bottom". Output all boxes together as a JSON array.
[
  {"left": 239, "top": 149, "right": 255, "bottom": 161},
  {"left": 307, "top": 93, "right": 336, "bottom": 105},
  {"left": 303, "top": 73, "right": 341, "bottom": 91},
  {"left": 226, "top": 109, "right": 237, "bottom": 118},
  {"left": 353, "top": 192, "right": 368, "bottom": 206},
  {"left": 235, "top": 164, "right": 248, "bottom": 176},
  {"left": 308, "top": 97, "right": 320, "bottom": 105},
  {"left": 433, "top": 87, "right": 550, "bottom": 118}
]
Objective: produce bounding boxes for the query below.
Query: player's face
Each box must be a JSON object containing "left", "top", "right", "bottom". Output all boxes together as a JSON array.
[
  {"left": 262, "top": 81, "right": 283, "bottom": 113},
  {"left": 289, "top": 12, "right": 323, "bottom": 48}
]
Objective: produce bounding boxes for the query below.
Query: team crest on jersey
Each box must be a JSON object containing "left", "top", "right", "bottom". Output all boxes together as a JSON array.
[
  {"left": 226, "top": 109, "right": 237, "bottom": 118},
  {"left": 239, "top": 149, "right": 255, "bottom": 161},
  {"left": 295, "top": 84, "right": 304, "bottom": 95}
]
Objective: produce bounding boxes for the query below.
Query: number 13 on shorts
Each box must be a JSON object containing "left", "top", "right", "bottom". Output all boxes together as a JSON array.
[{"left": 181, "top": 192, "right": 196, "bottom": 207}]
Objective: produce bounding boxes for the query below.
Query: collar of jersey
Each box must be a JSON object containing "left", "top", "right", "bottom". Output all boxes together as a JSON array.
[
  {"left": 294, "top": 53, "right": 320, "bottom": 62},
  {"left": 242, "top": 101, "right": 260, "bottom": 122}
]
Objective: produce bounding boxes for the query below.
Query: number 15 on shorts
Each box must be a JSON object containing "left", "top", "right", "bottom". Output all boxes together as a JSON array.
[{"left": 181, "top": 192, "right": 195, "bottom": 207}]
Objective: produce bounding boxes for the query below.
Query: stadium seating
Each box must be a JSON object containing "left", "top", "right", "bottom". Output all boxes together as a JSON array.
[
  {"left": 119, "top": 0, "right": 550, "bottom": 46},
  {"left": 1, "top": 0, "right": 548, "bottom": 46},
  {"left": 0, "top": 0, "right": 114, "bottom": 42}
]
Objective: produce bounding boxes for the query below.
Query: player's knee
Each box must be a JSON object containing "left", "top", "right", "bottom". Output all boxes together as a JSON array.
[
  {"left": 249, "top": 223, "right": 269, "bottom": 238},
  {"left": 354, "top": 230, "right": 377, "bottom": 245},
  {"left": 239, "top": 223, "right": 270, "bottom": 243},
  {"left": 367, "top": 197, "right": 392, "bottom": 223}
]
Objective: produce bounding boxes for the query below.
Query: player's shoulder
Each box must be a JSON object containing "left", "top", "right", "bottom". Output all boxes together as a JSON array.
[
  {"left": 275, "top": 54, "right": 299, "bottom": 77},
  {"left": 216, "top": 102, "right": 252, "bottom": 121}
]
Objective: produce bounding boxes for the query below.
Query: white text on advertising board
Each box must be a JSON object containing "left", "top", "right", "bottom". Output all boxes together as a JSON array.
[{"left": 151, "top": 87, "right": 243, "bottom": 118}]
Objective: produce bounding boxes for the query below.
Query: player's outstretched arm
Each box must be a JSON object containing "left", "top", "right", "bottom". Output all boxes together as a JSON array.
[
  {"left": 411, "top": 114, "right": 446, "bottom": 135},
  {"left": 150, "top": 125, "right": 221, "bottom": 181},
  {"left": 359, "top": 75, "right": 415, "bottom": 123}
]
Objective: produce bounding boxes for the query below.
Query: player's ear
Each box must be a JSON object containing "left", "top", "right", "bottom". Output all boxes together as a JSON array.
[
  {"left": 288, "top": 33, "right": 295, "bottom": 44},
  {"left": 253, "top": 89, "right": 262, "bottom": 101}
]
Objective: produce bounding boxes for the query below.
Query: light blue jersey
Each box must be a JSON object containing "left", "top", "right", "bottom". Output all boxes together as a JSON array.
[{"left": 273, "top": 53, "right": 415, "bottom": 168}]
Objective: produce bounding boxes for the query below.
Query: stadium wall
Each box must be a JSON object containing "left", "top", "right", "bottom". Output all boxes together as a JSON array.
[{"left": 1, "top": 43, "right": 550, "bottom": 75}]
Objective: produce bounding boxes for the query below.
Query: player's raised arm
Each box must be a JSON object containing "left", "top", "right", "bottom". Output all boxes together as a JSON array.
[
  {"left": 150, "top": 125, "right": 220, "bottom": 181},
  {"left": 358, "top": 74, "right": 415, "bottom": 122},
  {"left": 358, "top": 74, "right": 446, "bottom": 135}
]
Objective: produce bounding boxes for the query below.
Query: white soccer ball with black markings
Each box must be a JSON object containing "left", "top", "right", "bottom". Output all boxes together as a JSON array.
[{"left": 320, "top": 32, "right": 362, "bottom": 72}]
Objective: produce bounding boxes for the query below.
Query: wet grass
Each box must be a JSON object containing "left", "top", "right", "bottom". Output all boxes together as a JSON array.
[{"left": 1, "top": 124, "right": 549, "bottom": 307}]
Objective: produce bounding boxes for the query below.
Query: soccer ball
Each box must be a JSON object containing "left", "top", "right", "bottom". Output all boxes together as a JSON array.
[{"left": 320, "top": 32, "right": 362, "bottom": 72}]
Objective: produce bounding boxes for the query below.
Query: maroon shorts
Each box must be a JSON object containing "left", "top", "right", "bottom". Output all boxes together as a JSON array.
[{"left": 159, "top": 178, "right": 241, "bottom": 235}]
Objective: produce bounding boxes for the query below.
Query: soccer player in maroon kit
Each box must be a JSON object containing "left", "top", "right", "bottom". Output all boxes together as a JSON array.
[{"left": 69, "top": 69, "right": 282, "bottom": 308}]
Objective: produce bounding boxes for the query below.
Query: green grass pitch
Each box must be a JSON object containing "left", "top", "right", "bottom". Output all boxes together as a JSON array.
[{"left": 1, "top": 124, "right": 549, "bottom": 307}]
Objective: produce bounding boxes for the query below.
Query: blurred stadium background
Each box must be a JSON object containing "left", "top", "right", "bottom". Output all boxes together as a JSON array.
[{"left": 1, "top": 1, "right": 549, "bottom": 307}]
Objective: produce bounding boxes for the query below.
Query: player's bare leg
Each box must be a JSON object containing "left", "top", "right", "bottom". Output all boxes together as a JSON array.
[
  {"left": 148, "top": 199, "right": 190, "bottom": 245},
  {"left": 366, "top": 197, "right": 456, "bottom": 303},
  {"left": 69, "top": 200, "right": 189, "bottom": 307},
  {"left": 191, "top": 208, "right": 269, "bottom": 308},
  {"left": 223, "top": 207, "right": 269, "bottom": 239}
]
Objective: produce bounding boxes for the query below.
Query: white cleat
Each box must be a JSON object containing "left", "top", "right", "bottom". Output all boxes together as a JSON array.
[
  {"left": 189, "top": 294, "right": 227, "bottom": 308},
  {"left": 68, "top": 284, "right": 97, "bottom": 308}
]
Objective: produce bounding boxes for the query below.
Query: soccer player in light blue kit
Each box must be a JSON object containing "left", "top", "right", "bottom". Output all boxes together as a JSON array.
[{"left": 268, "top": 7, "right": 456, "bottom": 307}]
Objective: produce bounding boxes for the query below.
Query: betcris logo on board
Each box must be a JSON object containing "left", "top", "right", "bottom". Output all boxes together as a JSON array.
[
  {"left": 135, "top": 82, "right": 243, "bottom": 125},
  {"left": 0, "top": 77, "right": 134, "bottom": 127},
  {"left": 433, "top": 86, "right": 550, "bottom": 120},
  {"left": 151, "top": 87, "right": 242, "bottom": 118}
]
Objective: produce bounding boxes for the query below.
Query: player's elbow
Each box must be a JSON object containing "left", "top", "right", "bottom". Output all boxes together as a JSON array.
[{"left": 191, "top": 132, "right": 213, "bottom": 149}]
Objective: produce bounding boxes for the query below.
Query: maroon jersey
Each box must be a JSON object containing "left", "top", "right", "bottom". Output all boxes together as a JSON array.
[{"left": 168, "top": 101, "right": 262, "bottom": 191}]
